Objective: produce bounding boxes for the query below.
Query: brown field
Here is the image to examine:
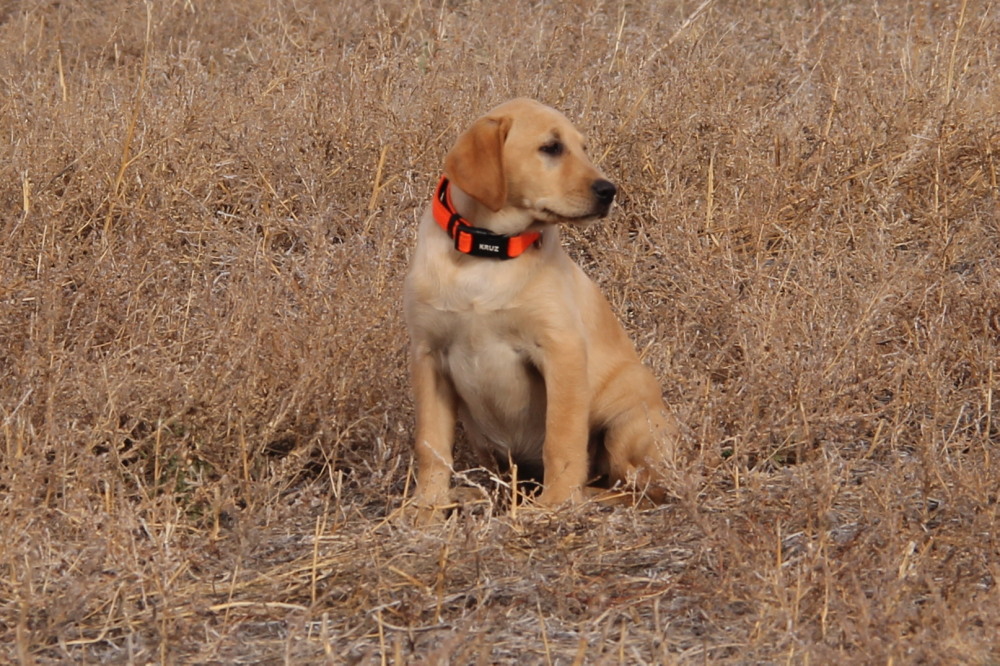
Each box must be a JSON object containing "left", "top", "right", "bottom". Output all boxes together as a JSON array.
[{"left": 2, "top": 0, "right": 998, "bottom": 662}]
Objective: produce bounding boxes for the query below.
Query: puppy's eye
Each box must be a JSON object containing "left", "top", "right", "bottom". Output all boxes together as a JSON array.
[{"left": 539, "top": 140, "right": 564, "bottom": 157}]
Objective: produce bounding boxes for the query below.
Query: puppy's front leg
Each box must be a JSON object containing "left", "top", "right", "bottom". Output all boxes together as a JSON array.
[
  {"left": 410, "top": 346, "right": 457, "bottom": 524},
  {"left": 536, "top": 340, "right": 591, "bottom": 507}
]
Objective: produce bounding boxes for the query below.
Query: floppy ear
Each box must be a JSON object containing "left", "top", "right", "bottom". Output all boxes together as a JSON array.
[{"left": 444, "top": 114, "right": 512, "bottom": 212}]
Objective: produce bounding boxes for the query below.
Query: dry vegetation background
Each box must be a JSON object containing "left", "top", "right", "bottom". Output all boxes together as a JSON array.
[{"left": 1, "top": 0, "right": 998, "bottom": 662}]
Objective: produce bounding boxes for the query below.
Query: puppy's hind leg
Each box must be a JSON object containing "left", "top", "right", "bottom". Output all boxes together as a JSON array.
[{"left": 602, "top": 397, "right": 680, "bottom": 504}]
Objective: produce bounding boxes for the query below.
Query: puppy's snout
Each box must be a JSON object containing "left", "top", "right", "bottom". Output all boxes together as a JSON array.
[{"left": 592, "top": 179, "right": 617, "bottom": 206}]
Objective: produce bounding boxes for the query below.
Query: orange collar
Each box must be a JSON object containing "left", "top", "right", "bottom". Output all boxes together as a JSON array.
[{"left": 432, "top": 176, "right": 541, "bottom": 259}]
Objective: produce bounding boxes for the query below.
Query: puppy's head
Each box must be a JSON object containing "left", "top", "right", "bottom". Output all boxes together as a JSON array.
[{"left": 444, "top": 98, "right": 616, "bottom": 224}]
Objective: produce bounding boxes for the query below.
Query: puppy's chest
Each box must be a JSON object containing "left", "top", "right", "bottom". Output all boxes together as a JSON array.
[
  {"left": 422, "top": 302, "right": 539, "bottom": 395},
  {"left": 408, "top": 257, "right": 550, "bottom": 408},
  {"left": 436, "top": 310, "right": 545, "bottom": 449},
  {"left": 429, "top": 307, "right": 538, "bottom": 373}
]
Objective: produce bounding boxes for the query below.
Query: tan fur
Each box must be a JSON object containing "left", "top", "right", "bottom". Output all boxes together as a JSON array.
[{"left": 404, "top": 98, "right": 679, "bottom": 523}]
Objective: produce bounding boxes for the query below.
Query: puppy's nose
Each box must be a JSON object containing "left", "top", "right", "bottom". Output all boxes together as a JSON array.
[{"left": 592, "top": 179, "right": 617, "bottom": 205}]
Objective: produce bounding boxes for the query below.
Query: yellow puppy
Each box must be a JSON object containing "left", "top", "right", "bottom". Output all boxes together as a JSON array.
[{"left": 404, "top": 98, "right": 679, "bottom": 523}]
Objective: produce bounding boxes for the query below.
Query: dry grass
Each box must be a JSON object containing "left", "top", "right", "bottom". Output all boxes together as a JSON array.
[{"left": 1, "top": 0, "right": 998, "bottom": 662}]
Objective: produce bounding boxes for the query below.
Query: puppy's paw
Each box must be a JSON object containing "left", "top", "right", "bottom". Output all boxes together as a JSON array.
[
  {"left": 535, "top": 485, "right": 584, "bottom": 509},
  {"left": 402, "top": 488, "right": 449, "bottom": 526},
  {"left": 404, "top": 486, "right": 490, "bottom": 526},
  {"left": 450, "top": 486, "right": 490, "bottom": 505},
  {"left": 407, "top": 503, "right": 446, "bottom": 526}
]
